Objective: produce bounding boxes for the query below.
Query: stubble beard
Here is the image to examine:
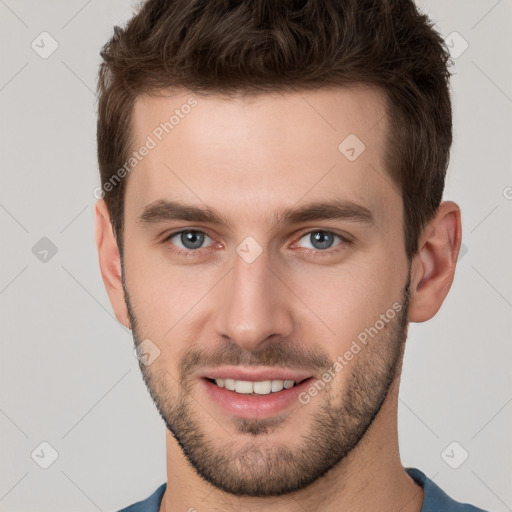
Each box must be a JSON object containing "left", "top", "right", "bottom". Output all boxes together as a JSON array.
[{"left": 123, "top": 271, "right": 411, "bottom": 497}]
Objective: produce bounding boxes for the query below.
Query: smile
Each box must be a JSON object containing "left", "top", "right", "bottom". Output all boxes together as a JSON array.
[
  {"left": 200, "top": 370, "right": 316, "bottom": 419},
  {"left": 207, "top": 378, "right": 304, "bottom": 395}
]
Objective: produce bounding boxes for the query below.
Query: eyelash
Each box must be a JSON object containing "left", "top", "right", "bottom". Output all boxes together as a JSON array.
[{"left": 161, "top": 229, "right": 351, "bottom": 259}]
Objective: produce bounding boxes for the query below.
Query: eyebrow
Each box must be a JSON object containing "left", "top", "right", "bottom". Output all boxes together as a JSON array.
[{"left": 137, "top": 198, "right": 374, "bottom": 228}]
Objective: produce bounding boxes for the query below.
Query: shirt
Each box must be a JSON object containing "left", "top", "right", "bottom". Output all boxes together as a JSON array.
[{"left": 116, "top": 467, "right": 489, "bottom": 511}]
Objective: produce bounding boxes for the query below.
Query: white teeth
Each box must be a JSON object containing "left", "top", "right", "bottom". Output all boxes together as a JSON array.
[
  {"left": 213, "top": 378, "right": 298, "bottom": 395},
  {"left": 235, "top": 380, "right": 254, "bottom": 394},
  {"left": 224, "top": 378, "right": 236, "bottom": 391},
  {"left": 253, "top": 380, "right": 272, "bottom": 394},
  {"left": 271, "top": 380, "right": 284, "bottom": 392}
]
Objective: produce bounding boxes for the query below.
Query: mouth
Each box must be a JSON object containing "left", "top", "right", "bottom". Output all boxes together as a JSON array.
[
  {"left": 198, "top": 368, "right": 316, "bottom": 419},
  {"left": 205, "top": 377, "right": 308, "bottom": 395}
]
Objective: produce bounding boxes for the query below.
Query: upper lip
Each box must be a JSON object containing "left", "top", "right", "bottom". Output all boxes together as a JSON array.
[{"left": 199, "top": 366, "right": 313, "bottom": 383}]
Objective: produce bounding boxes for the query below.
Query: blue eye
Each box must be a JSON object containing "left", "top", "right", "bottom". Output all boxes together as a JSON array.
[
  {"left": 166, "top": 230, "right": 215, "bottom": 251},
  {"left": 296, "top": 230, "right": 344, "bottom": 251},
  {"left": 163, "top": 228, "right": 348, "bottom": 259}
]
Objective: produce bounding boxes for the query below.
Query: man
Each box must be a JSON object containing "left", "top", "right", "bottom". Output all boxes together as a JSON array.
[{"left": 94, "top": 0, "right": 488, "bottom": 510}]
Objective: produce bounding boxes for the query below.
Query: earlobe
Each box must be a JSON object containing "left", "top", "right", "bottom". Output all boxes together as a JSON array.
[
  {"left": 95, "top": 199, "right": 130, "bottom": 328},
  {"left": 408, "top": 201, "right": 462, "bottom": 323}
]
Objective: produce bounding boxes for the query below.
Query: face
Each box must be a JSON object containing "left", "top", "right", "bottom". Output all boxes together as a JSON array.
[{"left": 120, "top": 86, "right": 412, "bottom": 496}]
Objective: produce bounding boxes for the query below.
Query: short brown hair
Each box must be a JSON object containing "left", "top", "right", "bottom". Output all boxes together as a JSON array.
[{"left": 97, "top": 0, "right": 452, "bottom": 260}]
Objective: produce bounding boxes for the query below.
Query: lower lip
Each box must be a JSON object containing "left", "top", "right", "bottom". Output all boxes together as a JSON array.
[{"left": 200, "top": 377, "right": 315, "bottom": 419}]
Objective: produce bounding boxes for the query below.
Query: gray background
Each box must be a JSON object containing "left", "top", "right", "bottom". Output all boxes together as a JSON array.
[{"left": 0, "top": 0, "right": 511, "bottom": 510}]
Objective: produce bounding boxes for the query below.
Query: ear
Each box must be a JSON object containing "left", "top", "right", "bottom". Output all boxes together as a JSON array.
[
  {"left": 408, "top": 201, "right": 462, "bottom": 322},
  {"left": 95, "top": 199, "right": 130, "bottom": 328}
]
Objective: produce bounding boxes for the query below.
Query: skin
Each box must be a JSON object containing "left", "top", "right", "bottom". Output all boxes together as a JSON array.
[{"left": 95, "top": 86, "right": 461, "bottom": 512}]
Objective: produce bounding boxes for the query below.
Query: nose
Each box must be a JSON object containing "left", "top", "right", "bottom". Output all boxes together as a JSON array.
[{"left": 212, "top": 248, "right": 294, "bottom": 352}]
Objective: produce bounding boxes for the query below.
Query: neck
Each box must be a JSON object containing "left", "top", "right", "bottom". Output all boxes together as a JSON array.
[{"left": 160, "top": 377, "right": 423, "bottom": 512}]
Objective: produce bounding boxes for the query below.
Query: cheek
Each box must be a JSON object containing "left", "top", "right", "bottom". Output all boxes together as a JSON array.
[
  {"left": 122, "top": 244, "right": 209, "bottom": 337},
  {"left": 123, "top": 226, "right": 407, "bottom": 353},
  {"left": 286, "top": 255, "right": 406, "bottom": 351}
]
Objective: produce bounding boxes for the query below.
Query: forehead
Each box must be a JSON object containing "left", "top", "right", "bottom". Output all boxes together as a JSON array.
[{"left": 126, "top": 86, "right": 398, "bottom": 228}]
